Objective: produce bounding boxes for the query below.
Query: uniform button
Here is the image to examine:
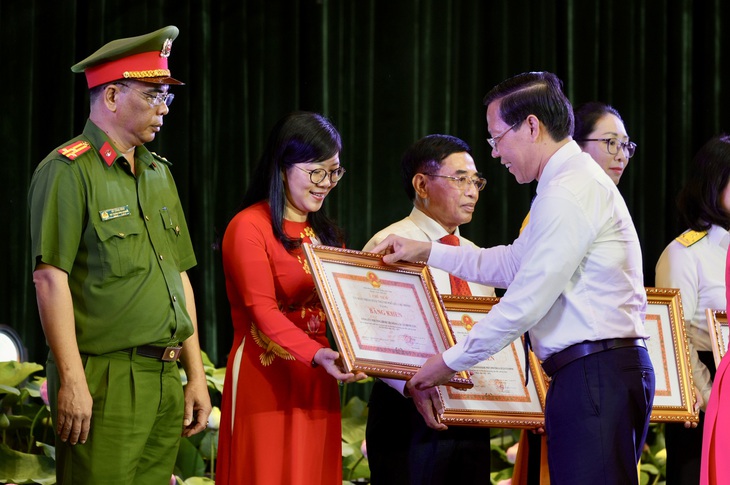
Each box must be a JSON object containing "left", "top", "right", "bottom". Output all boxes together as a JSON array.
[
  {"left": 159, "top": 254, "right": 164, "bottom": 260},
  {"left": 145, "top": 215, "right": 150, "bottom": 221},
  {"left": 173, "top": 296, "right": 177, "bottom": 302},
  {"left": 118, "top": 233, "right": 125, "bottom": 237}
]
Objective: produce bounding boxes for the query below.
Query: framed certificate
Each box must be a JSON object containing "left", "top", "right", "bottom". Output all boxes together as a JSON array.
[
  {"left": 302, "top": 244, "right": 473, "bottom": 389},
  {"left": 706, "top": 308, "right": 728, "bottom": 369},
  {"left": 644, "top": 287, "right": 698, "bottom": 423},
  {"left": 437, "top": 296, "right": 547, "bottom": 428}
]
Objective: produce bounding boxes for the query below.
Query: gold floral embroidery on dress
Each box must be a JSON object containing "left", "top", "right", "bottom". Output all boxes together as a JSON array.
[
  {"left": 250, "top": 322, "right": 294, "bottom": 366},
  {"left": 298, "top": 255, "right": 312, "bottom": 275},
  {"left": 297, "top": 227, "right": 318, "bottom": 274},
  {"left": 301, "top": 227, "right": 317, "bottom": 240}
]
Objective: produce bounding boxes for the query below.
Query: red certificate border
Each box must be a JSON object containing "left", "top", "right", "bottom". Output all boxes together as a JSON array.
[{"left": 333, "top": 272, "right": 440, "bottom": 357}]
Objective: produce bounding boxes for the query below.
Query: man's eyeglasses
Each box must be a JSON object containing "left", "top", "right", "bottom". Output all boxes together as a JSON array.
[
  {"left": 117, "top": 83, "right": 175, "bottom": 108},
  {"left": 576, "top": 138, "right": 637, "bottom": 159},
  {"left": 487, "top": 120, "right": 521, "bottom": 149},
  {"left": 293, "top": 165, "right": 347, "bottom": 184},
  {"left": 424, "top": 173, "right": 487, "bottom": 191}
]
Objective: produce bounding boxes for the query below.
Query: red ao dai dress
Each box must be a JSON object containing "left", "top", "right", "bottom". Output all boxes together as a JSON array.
[{"left": 216, "top": 201, "right": 341, "bottom": 485}]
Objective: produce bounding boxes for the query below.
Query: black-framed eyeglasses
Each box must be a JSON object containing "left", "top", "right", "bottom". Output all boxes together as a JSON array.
[
  {"left": 576, "top": 138, "right": 637, "bottom": 159},
  {"left": 487, "top": 120, "right": 521, "bottom": 149},
  {"left": 293, "top": 164, "right": 346, "bottom": 184},
  {"left": 423, "top": 173, "right": 487, "bottom": 191},
  {"left": 117, "top": 82, "right": 175, "bottom": 108}
]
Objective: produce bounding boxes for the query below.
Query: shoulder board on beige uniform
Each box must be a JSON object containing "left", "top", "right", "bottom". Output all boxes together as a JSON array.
[{"left": 675, "top": 230, "right": 708, "bottom": 247}]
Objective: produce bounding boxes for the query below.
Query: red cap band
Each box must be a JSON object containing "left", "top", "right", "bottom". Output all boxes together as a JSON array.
[{"left": 84, "top": 51, "right": 170, "bottom": 88}]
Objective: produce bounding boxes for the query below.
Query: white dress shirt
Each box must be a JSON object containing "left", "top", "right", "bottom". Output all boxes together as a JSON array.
[
  {"left": 656, "top": 224, "right": 730, "bottom": 404},
  {"left": 364, "top": 207, "right": 495, "bottom": 297},
  {"left": 364, "top": 207, "right": 495, "bottom": 393},
  {"left": 429, "top": 141, "right": 648, "bottom": 369}
]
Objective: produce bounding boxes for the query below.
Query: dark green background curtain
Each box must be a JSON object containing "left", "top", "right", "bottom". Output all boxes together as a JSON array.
[{"left": 3, "top": 0, "right": 729, "bottom": 367}]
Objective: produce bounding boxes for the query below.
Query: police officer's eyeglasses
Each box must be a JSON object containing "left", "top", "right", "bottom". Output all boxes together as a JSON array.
[
  {"left": 293, "top": 165, "right": 347, "bottom": 184},
  {"left": 424, "top": 173, "right": 487, "bottom": 191},
  {"left": 576, "top": 138, "right": 637, "bottom": 159},
  {"left": 117, "top": 83, "right": 175, "bottom": 108}
]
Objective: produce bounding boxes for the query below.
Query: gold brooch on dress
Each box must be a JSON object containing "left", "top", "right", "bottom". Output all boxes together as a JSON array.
[{"left": 250, "top": 322, "right": 294, "bottom": 366}]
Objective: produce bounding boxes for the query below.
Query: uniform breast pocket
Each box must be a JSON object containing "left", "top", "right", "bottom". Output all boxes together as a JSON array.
[
  {"left": 159, "top": 207, "right": 182, "bottom": 266},
  {"left": 93, "top": 218, "right": 148, "bottom": 278}
]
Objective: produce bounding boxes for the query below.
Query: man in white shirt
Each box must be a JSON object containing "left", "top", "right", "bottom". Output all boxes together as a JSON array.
[
  {"left": 372, "top": 72, "right": 655, "bottom": 485},
  {"left": 363, "top": 134, "right": 495, "bottom": 484}
]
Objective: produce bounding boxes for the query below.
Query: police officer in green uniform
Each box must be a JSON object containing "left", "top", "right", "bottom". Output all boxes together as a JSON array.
[{"left": 29, "top": 26, "right": 211, "bottom": 485}]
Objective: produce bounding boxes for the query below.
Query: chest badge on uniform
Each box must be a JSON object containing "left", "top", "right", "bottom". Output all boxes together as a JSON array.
[
  {"left": 100, "top": 141, "right": 118, "bottom": 167},
  {"left": 99, "top": 205, "right": 131, "bottom": 221}
]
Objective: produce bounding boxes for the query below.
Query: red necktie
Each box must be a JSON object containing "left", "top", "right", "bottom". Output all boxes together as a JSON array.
[{"left": 438, "top": 234, "right": 472, "bottom": 296}]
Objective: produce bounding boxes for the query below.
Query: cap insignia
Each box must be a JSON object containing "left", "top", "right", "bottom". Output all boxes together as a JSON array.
[
  {"left": 58, "top": 141, "right": 91, "bottom": 160},
  {"left": 160, "top": 38, "right": 173, "bottom": 58}
]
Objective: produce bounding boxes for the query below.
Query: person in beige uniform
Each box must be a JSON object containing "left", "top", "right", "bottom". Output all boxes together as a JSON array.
[
  {"left": 656, "top": 134, "right": 730, "bottom": 484},
  {"left": 364, "top": 134, "right": 495, "bottom": 484}
]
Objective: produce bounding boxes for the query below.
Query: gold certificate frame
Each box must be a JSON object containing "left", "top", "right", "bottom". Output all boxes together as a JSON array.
[
  {"left": 302, "top": 244, "right": 473, "bottom": 389},
  {"left": 437, "top": 295, "right": 547, "bottom": 428},
  {"left": 644, "top": 287, "right": 698, "bottom": 423},
  {"left": 706, "top": 308, "right": 728, "bottom": 369}
]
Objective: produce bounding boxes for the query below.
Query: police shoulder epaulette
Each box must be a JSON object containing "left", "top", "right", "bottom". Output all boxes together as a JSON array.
[
  {"left": 675, "top": 230, "right": 708, "bottom": 247},
  {"left": 150, "top": 151, "right": 172, "bottom": 165},
  {"left": 57, "top": 140, "right": 92, "bottom": 161}
]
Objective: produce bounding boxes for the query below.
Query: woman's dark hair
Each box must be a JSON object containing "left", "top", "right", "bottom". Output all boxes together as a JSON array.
[
  {"left": 400, "top": 134, "right": 472, "bottom": 201},
  {"left": 483, "top": 71, "right": 574, "bottom": 142},
  {"left": 238, "top": 111, "right": 344, "bottom": 251},
  {"left": 677, "top": 134, "right": 730, "bottom": 231},
  {"left": 573, "top": 102, "right": 625, "bottom": 148}
]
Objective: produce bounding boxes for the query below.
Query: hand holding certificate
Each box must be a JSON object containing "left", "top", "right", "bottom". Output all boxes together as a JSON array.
[
  {"left": 312, "top": 347, "right": 367, "bottom": 383},
  {"left": 369, "top": 234, "right": 470, "bottom": 393},
  {"left": 406, "top": 353, "right": 459, "bottom": 391},
  {"left": 370, "top": 233, "right": 433, "bottom": 265},
  {"left": 436, "top": 296, "right": 547, "bottom": 428},
  {"left": 302, "top": 243, "right": 473, "bottom": 389}
]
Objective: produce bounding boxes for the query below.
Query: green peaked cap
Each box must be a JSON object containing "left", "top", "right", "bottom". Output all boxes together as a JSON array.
[{"left": 71, "top": 25, "right": 183, "bottom": 88}]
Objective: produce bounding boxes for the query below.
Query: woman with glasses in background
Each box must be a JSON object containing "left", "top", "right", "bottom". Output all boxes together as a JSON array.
[
  {"left": 516, "top": 101, "right": 634, "bottom": 236},
  {"left": 574, "top": 101, "right": 637, "bottom": 185},
  {"left": 216, "top": 111, "right": 366, "bottom": 485},
  {"left": 658, "top": 135, "right": 730, "bottom": 484}
]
